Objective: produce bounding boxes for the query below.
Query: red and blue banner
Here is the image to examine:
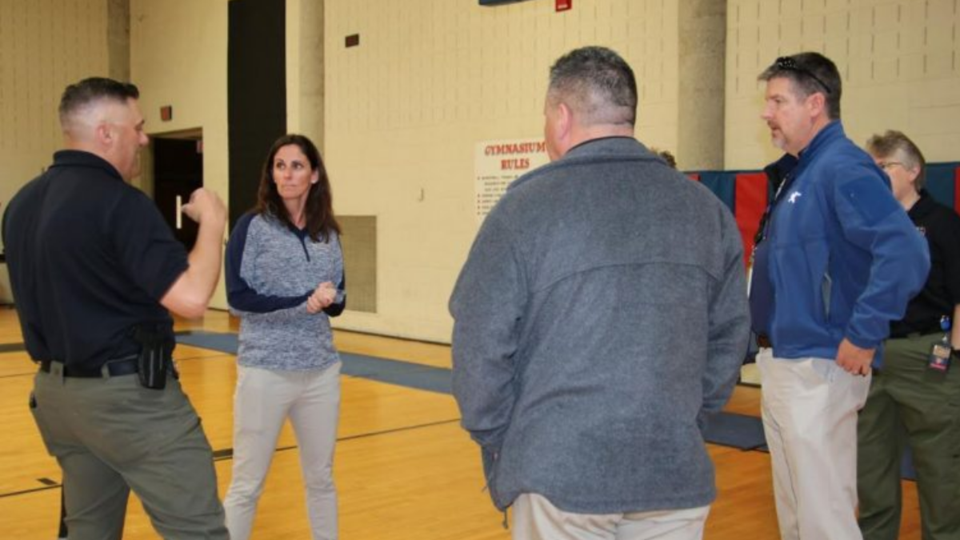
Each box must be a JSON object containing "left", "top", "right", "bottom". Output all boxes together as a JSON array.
[{"left": 687, "top": 162, "right": 960, "bottom": 266}]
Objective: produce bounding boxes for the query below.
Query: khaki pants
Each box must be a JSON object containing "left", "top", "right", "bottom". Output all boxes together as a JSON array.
[
  {"left": 857, "top": 334, "right": 960, "bottom": 540},
  {"left": 758, "top": 351, "right": 871, "bottom": 540},
  {"left": 224, "top": 362, "right": 341, "bottom": 540},
  {"left": 32, "top": 363, "right": 227, "bottom": 540},
  {"left": 512, "top": 493, "right": 710, "bottom": 540}
]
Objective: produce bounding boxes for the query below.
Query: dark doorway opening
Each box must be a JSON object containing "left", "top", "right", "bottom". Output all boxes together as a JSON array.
[
  {"left": 153, "top": 133, "right": 203, "bottom": 250},
  {"left": 228, "top": 0, "right": 286, "bottom": 229}
]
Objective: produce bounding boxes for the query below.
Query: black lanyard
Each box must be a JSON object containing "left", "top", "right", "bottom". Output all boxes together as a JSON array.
[{"left": 754, "top": 170, "right": 798, "bottom": 247}]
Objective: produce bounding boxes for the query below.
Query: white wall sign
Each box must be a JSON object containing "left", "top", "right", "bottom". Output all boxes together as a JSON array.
[{"left": 474, "top": 138, "right": 550, "bottom": 221}]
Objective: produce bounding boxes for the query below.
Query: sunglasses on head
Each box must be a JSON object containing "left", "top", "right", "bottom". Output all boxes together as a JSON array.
[{"left": 775, "top": 56, "right": 832, "bottom": 95}]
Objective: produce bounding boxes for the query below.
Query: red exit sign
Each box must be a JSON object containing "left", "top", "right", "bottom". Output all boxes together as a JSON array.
[{"left": 556, "top": 0, "right": 571, "bottom": 11}]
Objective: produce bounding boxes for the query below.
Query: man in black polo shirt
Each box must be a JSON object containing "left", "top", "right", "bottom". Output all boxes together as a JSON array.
[
  {"left": 2, "top": 78, "right": 228, "bottom": 539},
  {"left": 857, "top": 130, "right": 960, "bottom": 540}
]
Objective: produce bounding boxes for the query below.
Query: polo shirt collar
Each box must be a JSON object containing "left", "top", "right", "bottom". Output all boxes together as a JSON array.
[
  {"left": 908, "top": 190, "right": 936, "bottom": 220},
  {"left": 51, "top": 150, "right": 124, "bottom": 182}
]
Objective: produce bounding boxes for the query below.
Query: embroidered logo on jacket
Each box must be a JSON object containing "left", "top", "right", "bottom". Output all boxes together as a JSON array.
[{"left": 788, "top": 191, "right": 802, "bottom": 203}]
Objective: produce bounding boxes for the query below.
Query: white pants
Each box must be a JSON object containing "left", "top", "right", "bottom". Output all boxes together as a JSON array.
[
  {"left": 224, "top": 362, "right": 341, "bottom": 540},
  {"left": 757, "top": 350, "right": 871, "bottom": 540},
  {"left": 512, "top": 493, "right": 710, "bottom": 540}
]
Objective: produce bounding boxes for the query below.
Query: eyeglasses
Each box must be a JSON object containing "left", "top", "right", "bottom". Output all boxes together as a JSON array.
[
  {"left": 775, "top": 57, "right": 833, "bottom": 95},
  {"left": 877, "top": 161, "right": 904, "bottom": 171}
]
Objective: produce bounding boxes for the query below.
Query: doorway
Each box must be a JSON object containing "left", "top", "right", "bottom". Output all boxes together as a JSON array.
[{"left": 152, "top": 129, "right": 203, "bottom": 250}]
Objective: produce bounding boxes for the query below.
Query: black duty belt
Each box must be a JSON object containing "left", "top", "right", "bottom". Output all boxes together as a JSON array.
[
  {"left": 39, "top": 357, "right": 139, "bottom": 378},
  {"left": 756, "top": 334, "right": 774, "bottom": 349}
]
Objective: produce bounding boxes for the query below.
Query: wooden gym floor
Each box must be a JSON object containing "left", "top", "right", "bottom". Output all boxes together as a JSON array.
[{"left": 0, "top": 308, "right": 922, "bottom": 539}]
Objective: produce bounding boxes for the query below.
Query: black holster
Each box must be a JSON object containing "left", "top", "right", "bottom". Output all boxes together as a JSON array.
[{"left": 133, "top": 324, "right": 173, "bottom": 390}]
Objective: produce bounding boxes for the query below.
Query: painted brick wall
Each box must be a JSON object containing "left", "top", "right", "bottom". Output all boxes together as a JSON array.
[
  {"left": 0, "top": 0, "right": 109, "bottom": 230},
  {"left": 323, "top": 0, "right": 681, "bottom": 341},
  {"left": 726, "top": 0, "right": 960, "bottom": 169}
]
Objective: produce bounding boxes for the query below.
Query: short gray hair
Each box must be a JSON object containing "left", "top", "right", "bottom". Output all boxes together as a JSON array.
[
  {"left": 548, "top": 46, "right": 637, "bottom": 127},
  {"left": 865, "top": 130, "right": 927, "bottom": 190},
  {"left": 59, "top": 77, "right": 140, "bottom": 127}
]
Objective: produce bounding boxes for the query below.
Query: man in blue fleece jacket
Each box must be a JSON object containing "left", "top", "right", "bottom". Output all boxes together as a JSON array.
[
  {"left": 450, "top": 46, "right": 750, "bottom": 539},
  {"left": 750, "top": 53, "right": 930, "bottom": 540}
]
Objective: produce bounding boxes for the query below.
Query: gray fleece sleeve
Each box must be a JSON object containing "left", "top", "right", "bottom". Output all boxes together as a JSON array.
[
  {"left": 448, "top": 213, "right": 526, "bottom": 451},
  {"left": 699, "top": 206, "right": 752, "bottom": 429}
]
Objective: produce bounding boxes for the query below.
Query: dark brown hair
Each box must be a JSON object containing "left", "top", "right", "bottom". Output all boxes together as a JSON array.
[
  {"left": 255, "top": 134, "right": 340, "bottom": 242},
  {"left": 758, "top": 52, "right": 842, "bottom": 120},
  {"left": 650, "top": 148, "right": 677, "bottom": 169}
]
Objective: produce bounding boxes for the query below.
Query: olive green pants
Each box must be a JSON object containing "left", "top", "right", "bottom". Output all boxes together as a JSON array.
[
  {"left": 857, "top": 334, "right": 960, "bottom": 540},
  {"left": 32, "top": 363, "right": 228, "bottom": 540}
]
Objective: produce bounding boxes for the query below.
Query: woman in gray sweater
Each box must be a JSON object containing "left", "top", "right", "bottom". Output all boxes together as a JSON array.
[{"left": 223, "top": 134, "right": 346, "bottom": 540}]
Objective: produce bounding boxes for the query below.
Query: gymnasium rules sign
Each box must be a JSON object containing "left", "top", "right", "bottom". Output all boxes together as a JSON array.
[{"left": 474, "top": 138, "right": 550, "bottom": 221}]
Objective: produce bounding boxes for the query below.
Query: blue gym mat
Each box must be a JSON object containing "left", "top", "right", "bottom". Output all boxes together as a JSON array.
[
  {"left": 175, "top": 330, "right": 917, "bottom": 480},
  {"left": 700, "top": 412, "right": 768, "bottom": 451},
  {"left": 176, "top": 330, "right": 451, "bottom": 394}
]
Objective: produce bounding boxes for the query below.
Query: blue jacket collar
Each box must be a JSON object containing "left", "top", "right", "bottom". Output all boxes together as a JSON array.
[{"left": 797, "top": 120, "right": 844, "bottom": 164}]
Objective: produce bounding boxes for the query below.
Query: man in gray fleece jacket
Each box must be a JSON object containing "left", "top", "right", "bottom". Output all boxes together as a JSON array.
[{"left": 449, "top": 46, "right": 751, "bottom": 539}]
